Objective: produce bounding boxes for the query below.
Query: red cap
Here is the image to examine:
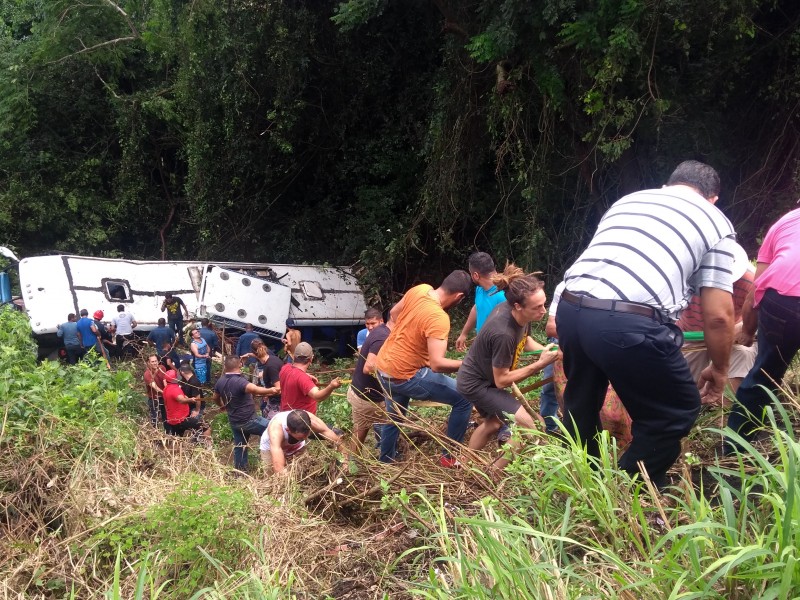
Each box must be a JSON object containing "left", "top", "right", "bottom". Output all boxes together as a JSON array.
[
  {"left": 164, "top": 369, "right": 178, "bottom": 382},
  {"left": 93, "top": 310, "right": 104, "bottom": 320}
]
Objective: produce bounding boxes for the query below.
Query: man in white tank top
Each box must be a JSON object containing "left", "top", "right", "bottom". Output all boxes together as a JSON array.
[{"left": 260, "top": 410, "right": 343, "bottom": 474}]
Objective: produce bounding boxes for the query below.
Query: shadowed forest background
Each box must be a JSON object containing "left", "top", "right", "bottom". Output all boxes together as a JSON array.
[{"left": 1, "top": 0, "right": 799, "bottom": 299}]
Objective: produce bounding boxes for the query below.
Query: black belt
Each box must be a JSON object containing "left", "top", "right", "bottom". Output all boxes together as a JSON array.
[
  {"left": 377, "top": 370, "right": 408, "bottom": 385},
  {"left": 562, "top": 290, "right": 662, "bottom": 320}
]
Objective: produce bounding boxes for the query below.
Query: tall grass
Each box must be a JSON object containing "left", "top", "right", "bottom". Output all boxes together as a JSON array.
[{"left": 402, "top": 392, "right": 800, "bottom": 599}]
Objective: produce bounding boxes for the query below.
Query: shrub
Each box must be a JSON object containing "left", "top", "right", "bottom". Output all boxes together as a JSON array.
[{"left": 93, "top": 475, "right": 257, "bottom": 598}]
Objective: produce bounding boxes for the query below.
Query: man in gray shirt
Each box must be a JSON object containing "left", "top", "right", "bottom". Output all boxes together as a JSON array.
[{"left": 57, "top": 313, "right": 83, "bottom": 364}]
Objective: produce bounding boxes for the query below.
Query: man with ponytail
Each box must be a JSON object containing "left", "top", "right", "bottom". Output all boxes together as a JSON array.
[{"left": 457, "top": 265, "right": 559, "bottom": 469}]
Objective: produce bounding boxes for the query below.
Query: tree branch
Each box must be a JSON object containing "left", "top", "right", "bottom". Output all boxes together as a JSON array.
[{"left": 49, "top": 36, "right": 137, "bottom": 64}]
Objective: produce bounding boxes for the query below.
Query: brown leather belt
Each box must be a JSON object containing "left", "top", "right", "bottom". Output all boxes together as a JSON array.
[{"left": 562, "top": 289, "right": 661, "bottom": 320}]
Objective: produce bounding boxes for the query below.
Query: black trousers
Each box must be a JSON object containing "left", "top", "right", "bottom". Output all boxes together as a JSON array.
[
  {"left": 727, "top": 289, "right": 800, "bottom": 445},
  {"left": 556, "top": 300, "right": 700, "bottom": 487}
]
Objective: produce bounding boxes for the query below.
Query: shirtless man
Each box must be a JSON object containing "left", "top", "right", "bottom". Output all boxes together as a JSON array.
[
  {"left": 259, "top": 409, "right": 343, "bottom": 474},
  {"left": 283, "top": 319, "right": 302, "bottom": 362}
]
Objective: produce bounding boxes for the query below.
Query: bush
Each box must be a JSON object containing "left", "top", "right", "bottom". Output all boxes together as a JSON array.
[
  {"left": 0, "top": 307, "right": 140, "bottom": 458},
  {"left": 93, "top": 475, "right": 257, "bottom": 598}
]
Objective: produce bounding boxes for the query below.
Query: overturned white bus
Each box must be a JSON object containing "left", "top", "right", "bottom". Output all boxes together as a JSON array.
[{"left": 12, "top": 251, "right": 367, "bottom": 359}]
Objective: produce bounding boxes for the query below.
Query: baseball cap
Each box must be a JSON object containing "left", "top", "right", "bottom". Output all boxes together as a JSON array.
[
  {"left": 164, "top": 369, "right": 178, "bottom": 383},
  {"left": 93, "top": 310, "right": 104, "bottom": 320},
  {"left": 294, "top": 342, "right": 313, "bottom": 360}
]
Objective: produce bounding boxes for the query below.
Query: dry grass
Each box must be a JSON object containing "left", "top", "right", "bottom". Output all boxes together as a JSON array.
[{"left": 0, "top": 401, "right": 510, "bottom": 599}]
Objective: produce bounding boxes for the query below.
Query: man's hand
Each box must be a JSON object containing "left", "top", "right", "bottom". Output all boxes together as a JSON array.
[
  {"left": 535, "top": 344, "right": 559, "bottom": 369},
  {"left": 330, "top": 377, "right": 342, "bottom": 388},
  {"left": 455, "top": 333, "right": 468, "bottom": 353},
  {"left": 698, "top": 364, "right": 727, "bottom": 405},
  {"left": 735, "top": 330, "right": 756, "bottom": 347}
]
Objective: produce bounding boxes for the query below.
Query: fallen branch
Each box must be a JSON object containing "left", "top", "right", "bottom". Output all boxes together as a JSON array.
[{"left": 337, "top": 463, "right": 409, "bottom": 508}]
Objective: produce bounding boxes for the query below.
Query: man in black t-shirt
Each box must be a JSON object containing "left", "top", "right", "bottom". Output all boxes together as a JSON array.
[
  {"left": 456, "top": 269, "right": 557, "bottom": 470},
  {"left": 348, "top": 308, "right": 390, "bottom": 446},
  {"left": 179, "top": 362, "right": 206, "bottom": 415},
  {"left": 212, "top": 355, "right": 279, "bottom": 471}
]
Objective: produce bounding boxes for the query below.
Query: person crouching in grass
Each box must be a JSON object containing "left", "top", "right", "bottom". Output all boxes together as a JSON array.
[{"left": 260, "top": 409, "right": 343, "bottom": 475}]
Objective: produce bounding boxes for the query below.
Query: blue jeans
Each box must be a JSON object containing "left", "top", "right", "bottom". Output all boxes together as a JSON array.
[
  {"left": 378, "top": 368, "right": 472, "bottom": 463},
  {"left": 539, "top": 362, "right": 559, "bottom": 432},
  {"left": 727, "top": 289, "right": 800, "bottom": 447},
  {"left": 230, "top": 416, "right": 269, "bottom": 470}
]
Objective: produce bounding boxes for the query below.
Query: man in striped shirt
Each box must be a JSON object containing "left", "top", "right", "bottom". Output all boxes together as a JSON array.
[{"left": 556, "top": 160, "right": 736, "bottom": 488}]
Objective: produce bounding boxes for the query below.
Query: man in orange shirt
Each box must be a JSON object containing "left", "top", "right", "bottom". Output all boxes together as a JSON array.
[{"left": 375, "top": 270, "right": 473, "bottom": 466}]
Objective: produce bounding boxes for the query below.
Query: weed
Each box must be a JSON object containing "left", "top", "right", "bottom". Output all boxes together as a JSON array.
[{"left": 92, "top": 475, "right": 256, "bottom": 598}]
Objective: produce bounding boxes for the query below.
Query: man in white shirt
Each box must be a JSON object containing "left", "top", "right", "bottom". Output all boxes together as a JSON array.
[{"left": 112, "top": 304, "right": 137, "bottom": 357}]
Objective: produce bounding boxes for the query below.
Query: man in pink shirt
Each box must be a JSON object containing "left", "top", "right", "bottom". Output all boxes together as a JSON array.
[{"left": 726, "top": 207, "right": 800, "bottom": 451}]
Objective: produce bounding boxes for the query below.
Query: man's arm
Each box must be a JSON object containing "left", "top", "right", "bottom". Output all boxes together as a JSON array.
[
  {"left": 737, "top": 261, "right": 768, "bottom": 347},
  {"left": 492, "top": 344, "right": 558, "bottom": 388},
  {"left": 308, "top": 378, "right": 341, "bottom": 401},
  {"left": 212, "top": 391, "right": 225, "bottom": 409},
  {"left": 523, "top": 336, "right": 545, "bottom": 351},
  {"left": 309, "top": 412, "right": 342, "bottom": 445},
  {"left": 545, "top": 315, "right": 558, "bottom": 339},
  {"left": 269, "top": 425, "right": 289, "bottom": 474},
  {"left": 428, "top": 337, "right": 461, "bottom": 373},
  {"left": 697, "top": 286, "right": 735, "bottom": 404},
  {"left": 148, "top": 376, "right": 163, "bottom": 395},
  {"left": 386, "top": 296, "right": 406, "bottom": 329},
  {"left": 178, "top": 298, "right": 189, "bottom": 317},
  {"left": 175, "top": 393, "right": 201, "bottom": 415},
  {"left": 245, "top": 382, "right": 279, "bottom": 397},
  {"left": 455, "top": 305, "right": 477, "bottom": 352},
  {"left": 363, "top": 352, "right": 380, "bottom": 375}
]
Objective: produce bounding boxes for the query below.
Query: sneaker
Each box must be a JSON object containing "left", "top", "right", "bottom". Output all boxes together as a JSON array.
[
  {"left": 439, "top": 455, "right": 462, "bottom": 469},
  {"left": 496, "top": 424, "right": 512, "bottom": 444}
]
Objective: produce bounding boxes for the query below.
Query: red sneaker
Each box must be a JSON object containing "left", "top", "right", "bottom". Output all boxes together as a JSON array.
[{"left": 439, "top": 455, "right": 462, "bottom": 469}]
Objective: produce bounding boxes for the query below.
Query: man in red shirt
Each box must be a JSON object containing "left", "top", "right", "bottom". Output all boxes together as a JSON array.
[
  {"left": 162, "top": 370, "right": 210, "bottom": 440},
  {"left": 279, "top": 342, "right": 341, "bottom": 414}
]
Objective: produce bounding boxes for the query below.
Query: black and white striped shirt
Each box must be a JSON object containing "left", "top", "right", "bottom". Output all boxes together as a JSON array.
[{"left": 563, "top": 185, "right": 737, "bottom": 320}]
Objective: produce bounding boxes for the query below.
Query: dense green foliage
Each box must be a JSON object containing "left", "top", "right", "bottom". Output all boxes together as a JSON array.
[
  {"left": 0, "top": 305, "right": 139, "bottom": 455},
  {"left": 94, "top": 476, "right": 257, "bottom": 597},
  {"left": 1, "top": 0, "right": 798, "bottom": 293}
]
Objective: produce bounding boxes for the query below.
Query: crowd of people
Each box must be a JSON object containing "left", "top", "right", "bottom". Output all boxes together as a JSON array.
[
  {"left": 59, "top": 160, "right": 800, "bottom": 486},
  {"left": 342, "top": 159, "right": 800, "bottom": 488}
]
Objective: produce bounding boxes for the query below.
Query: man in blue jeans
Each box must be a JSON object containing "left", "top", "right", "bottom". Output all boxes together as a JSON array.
[
  {"left": 213, "top": 355, "right": 280, "bottom": 470},
  {"left": 539, "top": 282, "right": 564, "bottom": 432},
  {"left": 375, "top": 270, "right": 473, "bottom": 467}
]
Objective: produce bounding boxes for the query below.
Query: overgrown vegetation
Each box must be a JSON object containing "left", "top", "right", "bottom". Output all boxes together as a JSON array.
[
  {"left": 3, "top": 304, "right": 800, "bottom": 598},
  {"left": 1, "top": 1, "right": 799, "bottom": 293}
]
